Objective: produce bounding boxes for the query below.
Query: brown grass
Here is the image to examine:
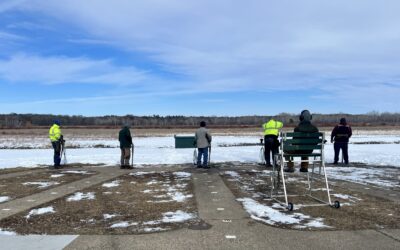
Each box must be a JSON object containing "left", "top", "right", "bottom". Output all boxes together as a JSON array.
[
  {"left": 221, "top": 169, "right": 400, "bottom": 231},
  {"left": 0, "top": 171, "right": 198, "bottom": 235}
]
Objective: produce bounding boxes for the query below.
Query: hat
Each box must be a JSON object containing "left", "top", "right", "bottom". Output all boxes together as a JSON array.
[
  {"left": 54, "top": 120, "right": 60, "bottom": 126},
  {"left": 340, "top": 118, "right": 347, "bottom": 125},
  {"left": 299, "top": 110, "right": 312, "bottom": 121}
]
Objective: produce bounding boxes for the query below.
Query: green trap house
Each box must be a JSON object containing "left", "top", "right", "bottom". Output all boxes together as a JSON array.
[{"left": 174, "top": 135, "right": 196, "bottom": 148}]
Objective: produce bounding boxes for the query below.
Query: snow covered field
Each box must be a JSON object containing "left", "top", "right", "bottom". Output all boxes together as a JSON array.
[{"left": 1, "top": 131, "right": 400, "bottom": 169}]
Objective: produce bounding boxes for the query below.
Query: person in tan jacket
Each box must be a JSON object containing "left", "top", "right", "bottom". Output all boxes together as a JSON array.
[{"left": 195, "top": 121, "right": 212, "bottom": 168}]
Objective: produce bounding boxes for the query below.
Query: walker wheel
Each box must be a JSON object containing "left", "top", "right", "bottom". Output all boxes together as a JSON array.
[
  {"left": 287, "top": 202, "right": 294, "bottom": 211},
  {"left": 334, "top": 200, "right": 340, "bottom": 209}
]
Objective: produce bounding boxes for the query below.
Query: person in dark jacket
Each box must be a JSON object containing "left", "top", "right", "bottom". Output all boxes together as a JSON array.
[
  {"left": 119, "top": 124, "right": 133, "bottom": 169},
  {"left": 331, "top": 118, "right": 352, "bottom": 164},
  {"left": 284, "top": 110, "right": 319, "bottom": 173}
]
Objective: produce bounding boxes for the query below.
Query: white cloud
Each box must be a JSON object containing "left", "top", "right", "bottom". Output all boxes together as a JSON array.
[
  {"left": 0, "top": 53, "right": 150, "bottom": 85},
  {"left": 21, "top": 1, "right": 399, "bottom": 84},
  {"left": 1, "top": 0, "right": 400, "bottom": 111},
  {"left": 0, "top": 31, "right": 26, "bottom": 41}
]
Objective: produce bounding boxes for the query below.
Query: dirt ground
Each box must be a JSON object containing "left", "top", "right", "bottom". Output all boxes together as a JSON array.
[
  {"left": 0, "top": 167, "right": 45, "bottom": 175},
  {"left": 0, "top": 163, "right": 399, "bottom": 235},
  {"left": 220, "top": 167, "right": 400, "bottom": 231},
  {"left": 0, "top": 171, "right": 198, "bottom": 235},
  {"left": 0, "top": 169, "right": 97, "bottom": 201},
  {"left": 2, "top": 126, "right": 400, "bottom": 138}
]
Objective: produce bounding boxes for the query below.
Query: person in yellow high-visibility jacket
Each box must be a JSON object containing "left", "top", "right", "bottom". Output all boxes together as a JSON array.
[
  {"left": 262, "top": 119, "right": 283, "bottom": 167},
  {"left": 49, "top": 120, "right": 63, "bottom": 168}
]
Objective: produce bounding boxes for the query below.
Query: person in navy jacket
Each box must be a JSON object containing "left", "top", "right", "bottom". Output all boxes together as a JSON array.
[{"left": 331, "top": 118, "right": 352, "bottom": 164}]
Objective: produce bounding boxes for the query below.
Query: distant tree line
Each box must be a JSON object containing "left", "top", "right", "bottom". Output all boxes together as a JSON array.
[{"left": 0, "top": 112, "right": 399, "bottom": 128}]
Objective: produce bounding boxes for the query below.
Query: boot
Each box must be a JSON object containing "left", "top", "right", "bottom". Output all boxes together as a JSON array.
[
  {"left": 300, "top": 162, "right": 308, "bottom": 172},
  {"left": 284, "top": 161, "right": 295, "bottom": 173}
]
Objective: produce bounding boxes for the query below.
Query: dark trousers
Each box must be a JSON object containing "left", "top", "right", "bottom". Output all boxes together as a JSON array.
[
  {"left": 264, "top": 135, "right": 278, "bottom": 165},
  {"left": 334, "top": 142, "right": 349, "bottom": 164},
  {"left": 52, "top": 141, "right": 61, "bottom": 166}
]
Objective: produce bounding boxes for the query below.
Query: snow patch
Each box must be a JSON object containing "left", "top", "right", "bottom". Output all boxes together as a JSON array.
[
  {"left": 166, "top": 186, "right": 193, "bottom": 202},
  {"left": 332, "top": 193, "right": 362, "bottom": 201},
  {"left": 143, "top": 227, "right": 165, "bottom": 232},
  {"left": 162, "top": 210, "right": 195, "bottom": 223},
  {"left": 0, "top": 228, "right": 16, "bottom": 235},
  {"left": 130, "top": 171, "right": 155, "bottom": 176},
  {"left": 143, "top": 220, "right": 160, "bottom": 225},
  {"left": 103, "top": 214, "right": 118, "bottom": 220},
  {"left": 224, "top": 171, "right": 240, "bottom": 178},
  {"left": 237, "top": 198, "right": 330, "bottom": 228},
  {"left": 67, "top": 192, "right": 95, "bottom": 201},
  {"left": 61, "top": 170, "right": 89, "bottom": 174},
  {"left": 110, "top": 221, "right": 138, "bottom": 228},
  {"left": 26, "top": 206, "right": 55, "bottom": 219},
  {"left": 173, "top": 172, "right": 191, "bottom": 179},
  {"left": 327, "top": 167, "right": 399, "bottom": 188},
  {"left": 146, "top": 180, "right": 159, "bottom": 185},
  {"left": 50, "top": 174, "right": 65, "bottom": 178},
  {"left": 0, "top": 196, "right": 10, "bottom": 203},
  {"left": 102, "top": 180, "right": 120, "bottom": 188},
  {"left": 23, "top": 181, "right": 59, "bottom": 189},
  {"left": 305, "top": 218, "right": 332, "bottom": 228}
]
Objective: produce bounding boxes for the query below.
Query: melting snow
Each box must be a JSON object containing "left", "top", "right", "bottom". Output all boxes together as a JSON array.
[
  {"left": 332, "top": 193, "right": 362, "bottom": 201},
  {"left": 0, "top": 229, "right": 16, "bottom": 235},
  {"left": 161, "top": 210, "right": 195, "bottom": 223},
  {"left": 146, "top": 180, "right": 159, "bottom": 185},
  {"left": 237, "top": 198, "right": 330, "bottom": 228},
  {"left": 103, "top": 214, "right": 118, "bottom": 220},
  {"left": 110, "top": 221, "right": 138, "bottom": 228},
  {"left": 224, "top": 171, "right": 240, "bottom": 178},
  {"left": 0, "top": 196, "right": 10, "bottom": 203},
  {"left": 61, "top": 170, "right": 89, "bottom": 174},
  {"left": 50, "top": 174, "right": 65, "bottom": 178},
  {"left": 130, "top": 171, "right": 155, "bottom": 176},
  {"left": 143, "top": 227, "right": 165, "bottom": 232},
  {"left": 173, "top": 172, "right": 191, "bottom": 179},
  {"left": 143, "top": 220, "right": 160, "bottom": 225},
  {"left": 305, "top": 219, "right": 332, "bottom": 228},
  {"left": 67, "top": 192, "right": 95, "bottom": 201},
  {"left": 26, "top": 206, "right": 55, "bottom": 219},
  {"left": 170, "top": 192, "right": 193, "bottom": 202},
  {"left": 102, "top": 180, "right": 120, "bottom": 188},
  {"left": 23, "top": 181, "right": 59, "bottom": 189},
  {"left": 326, "top": 167, "right": 399, "bottom": 188}
]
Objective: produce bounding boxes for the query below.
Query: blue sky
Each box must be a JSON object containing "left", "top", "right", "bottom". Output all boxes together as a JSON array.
[{"left": 0, "top": 0, "right": 399, "bottom": 116}]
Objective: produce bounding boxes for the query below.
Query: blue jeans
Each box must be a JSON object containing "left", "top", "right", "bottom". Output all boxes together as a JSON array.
[
  {"left": 52, "top": 141, "right": 61, "bottom": 166},
  {"left": 197, "top": 147, "right": 209, "bottom": 167}
]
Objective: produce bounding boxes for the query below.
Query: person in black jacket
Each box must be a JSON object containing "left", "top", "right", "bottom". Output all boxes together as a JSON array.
[
  {"left": 119, "top": 124, "right": 133, "bottom": 169},
  {"left": 284, "top": 110, "right": 319, "bottom": 173},
  {"left": 331, "top": 118, "right": 352, "bottom": 165}
]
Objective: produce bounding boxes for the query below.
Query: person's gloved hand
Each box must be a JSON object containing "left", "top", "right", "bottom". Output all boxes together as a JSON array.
[{"left": 330, "top": 139, "right": 333, "bottom": 143}]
